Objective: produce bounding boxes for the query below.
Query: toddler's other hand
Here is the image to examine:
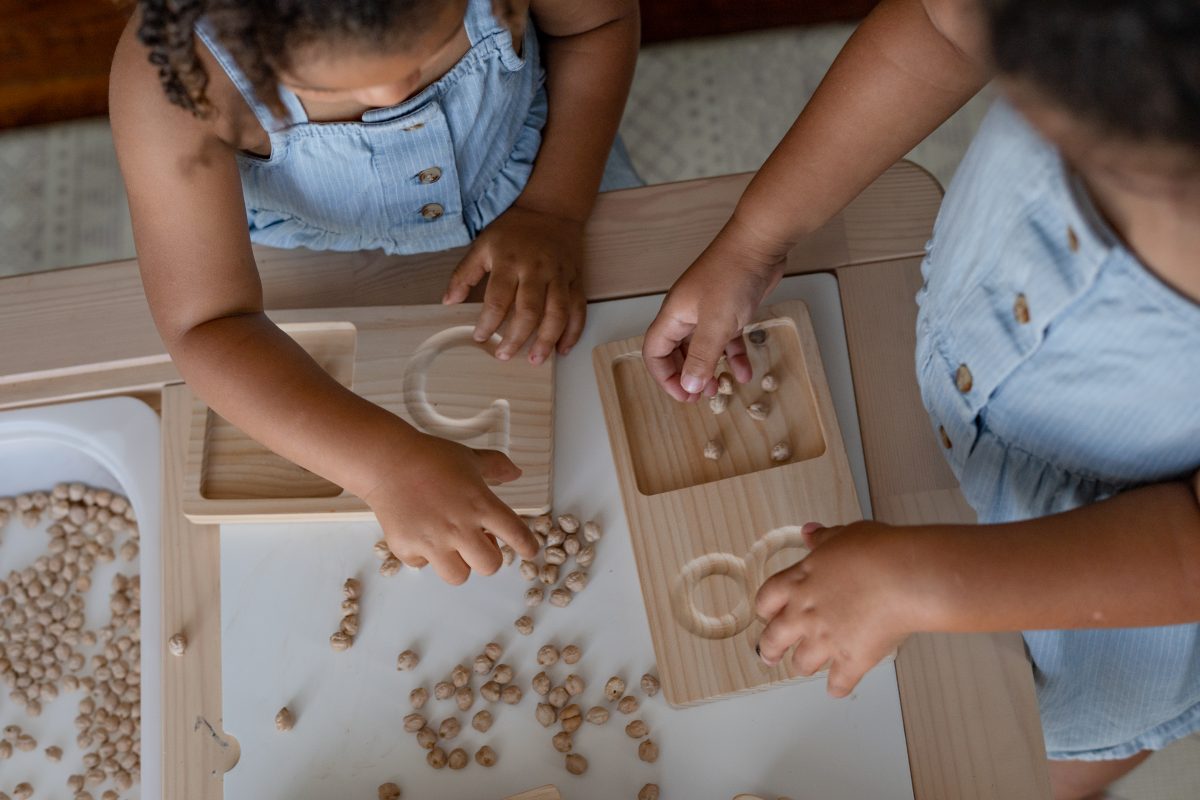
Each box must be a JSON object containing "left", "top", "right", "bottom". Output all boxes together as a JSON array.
[
  {"left": 366, "top": 432, "right": 539, "bottom": 585},
  {"left": 643, "top": 220, "right": 785, "bottom": 402},
  {"left": 755, "top": 521, "right": 921, "bottom": 697},
  {"left": 443, "top": 205, "right": 585, "bottom": 366}
]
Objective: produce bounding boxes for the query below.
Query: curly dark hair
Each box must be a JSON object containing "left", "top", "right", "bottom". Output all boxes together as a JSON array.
[
  {"left": 983, "top": 0, "right": 1200, "bottom": 146},
  {"left": 135, "top": 0, "right": 478, "bottom": 117}
]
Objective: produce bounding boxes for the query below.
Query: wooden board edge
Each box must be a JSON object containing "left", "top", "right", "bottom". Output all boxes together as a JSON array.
[{"left": 162, "top": 384, "right": 240, "bottom": 799}]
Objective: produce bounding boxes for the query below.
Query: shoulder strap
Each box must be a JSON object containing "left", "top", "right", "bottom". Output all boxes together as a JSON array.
[
  {"left": 194, "top": 19, "right": 305, "bottom": 132},
  {"left": 463, "top": 0, "right": 505, "bottom": 46}
]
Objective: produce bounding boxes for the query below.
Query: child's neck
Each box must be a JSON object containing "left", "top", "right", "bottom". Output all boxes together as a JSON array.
[{"left": 1082, "top": 170, "right": 1200, "bottom": 305}]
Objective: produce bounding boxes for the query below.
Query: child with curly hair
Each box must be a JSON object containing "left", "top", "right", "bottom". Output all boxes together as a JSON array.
[
  {"left": 110, "top": 0, "right": 640, "bottom": 583},
  {"left": 643, "top": 1, "right": 1200, "bottom": 797}
]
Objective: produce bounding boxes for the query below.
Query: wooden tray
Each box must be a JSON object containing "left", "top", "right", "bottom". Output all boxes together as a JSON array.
[
  {"left": 181, "top": 305, "right": 554, "bottom": 523},
  {"left": 593, "top": 300, "right": 863, "bottom": 706}
]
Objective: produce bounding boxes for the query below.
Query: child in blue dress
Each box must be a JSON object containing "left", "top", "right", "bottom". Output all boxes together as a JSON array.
[
  {"left": 110, "top": 0, "right": 640, "bottom": 584},
  {"left": 642, "top": 1, "right": 1200, "bottom": 797}
]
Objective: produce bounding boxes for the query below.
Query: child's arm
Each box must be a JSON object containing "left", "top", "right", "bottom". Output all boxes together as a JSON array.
[
  {"left": 644, "top": 0, "right": 993, "bottom": 400},
  {"left": 756, "top": 476, "right": 1200, "bottom": 697},
  {"left": 110, "top": 21, "right": 537, "bottom": 583},
  {"left": 442, "top": 0, "right": 639, "bottom": 365}
]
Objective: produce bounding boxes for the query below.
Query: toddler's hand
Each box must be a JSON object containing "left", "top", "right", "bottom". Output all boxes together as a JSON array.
[
  {"left": 366, "top": 432, "right": 539, "bottom": 585},
  {"left": 755, "top": 521, "right": 921, "bottom": 697},
  {"left": 443, "top": 205, "right": 585, "bottom": 366},
  {"left": 643, "top": 222, "right": 785, "bottom": 402}
]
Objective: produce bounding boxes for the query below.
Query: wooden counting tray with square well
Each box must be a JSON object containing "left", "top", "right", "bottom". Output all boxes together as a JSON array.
[
  {"left": 181, "top": 304, "right": 554, "bottom": 523},
  {"left": 593, "top": 299, "right": 864, "bottom": 706}
]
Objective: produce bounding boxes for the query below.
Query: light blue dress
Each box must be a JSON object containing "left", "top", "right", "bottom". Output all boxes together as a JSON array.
[
  {"left": 915, "top": 100, "right": 1200, "bottom": 760},
  {"left": 194, "top": 0, "right": 640, "bottom": 255}
]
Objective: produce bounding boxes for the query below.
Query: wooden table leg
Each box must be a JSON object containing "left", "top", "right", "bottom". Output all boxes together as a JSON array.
[
  {"left": 162, "top": 384, "right": 238, "bottom": 797},
  {"left": 836, "top": 260, "right": 1052, "bottom": 800}
]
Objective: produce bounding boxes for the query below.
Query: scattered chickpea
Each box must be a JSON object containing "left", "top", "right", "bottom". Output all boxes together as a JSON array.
[
  {"left": 473, "top": 654, "right": 494, "bottom": 675},
  {"left": 500, "top": 545, "right": 516, "bottom": 565},
  {"left": 492, "top": 663, "right": 514, "bottom": 684},
  {"left": 447, "top": 748, "right": 468, "bottom": 770},
  {"left": 641, "top": 673, "right": 661, "bottom": 697},
  {"left": 372, "top": 540, "right": 392, "bottom": 561},
  {"left": 585, "top": 706, "right": 609, "bottom": 725},
  {"left": 539, "top": 563, "right": 560, "bottom": 586},
  {"left": 515, "top": 616, "right": 535, "bottom": 636},
  {"left": 546, "top": 527, "right": 566, "bottom": 547},
  {"left": 605, "top": 676, "right": 627, "bottom": 701},
  {"left": 416, "top": 727, "right": 438, "bottom": 750},
  {"left": 562, "top": 644, "right": 582, "bottom": 664},
  {"left": 626, "top": 719, "right": 649, "bottom": 739},
  {"left": 709, "top": 393, "right": 729, "bottom": 414},
  {"left": 550, "top": 588, "right": 573, "bottom": 607},
  {"left": 582, "top": 521, "right": 602, "bottom": 543},
  {"left": 397, "top": 649, "right": 420, "bottom": 671},
  {"left": 480, "top": 681, "right": 501, "bottom": 702},
  {"left": 747, "top": 400, "right": 770, "bottom": 421},
  {"left": 564, "top": 570, "right": 588, "bottom": 593},
  {"left": 377, "top": 782, "right": 402, "bottom": 800},
  {"left": 532, "top": 671, "right": 552, "bottom": 696},
  {"left": 434, "top": 681, "right": 455, "bottom": 701},
  {"left": 552, "top": 730, "right": 573, "bottom": 753},
  {"left": 500, "top": 685, "right": 523, "bottom": 705},
  {"left": 475, "top": 745, "right": 498, "bottom": 767},
  {"left": 525, "top": 586, "right": 544, "bottom": 607},
  {"left": 519, "top": 561, "right": 539, "bottom": 581},
  {"left": 472, "top": 709, "right": 493, "bottom": 733},
  {"left": 167, "top": 632, "right": 187, "bottom": 656},
  {"left": 438, "top": 717, "right": 461, "bottom": 740},
  {"left": 427, "top": 747, "right": 447, "bottom": 769},
  {"left": 761, "top": 373, "right": 779, "bottom": 392},
  {"left": 329, "top": 630, "right": 353, "bottom": 651},
  {"left": 484, "top": 642, "right": 503, "bottom": 661},
  {"left": 343, "top": 578, "right": 362, "bottom": 601},
  {"left": 275, "top": 707, "right": 295, "bottom": 732},
  {"left": 618, "top": 695, "right": 640, "bottom": 714},
  {"left": 557, "top": 514, "right": 580, "bottom": 534},
  {"left": 717, "top": 372, "right": 735, "bottom": 395},
  {"left": 771, "top": 441, "right": 792, "bottom": 462},
  {"left": 339, "top": 613, "right": 360, "bottom": 637},
  {"left": 409, "top": 687, "right": 429, "bottom": 710},
  {"left": 13, "top": 784, "right": 32, "bottom": 800},
  {"left": 704, "top": 440, "right": 724, "bottom": 460},
  {"left": 379, "top": 556, "right": 403, "bottom": 577},
  {"left": 455, "top": 686, "right": 474, "bottom": 711},
  {"left": 548, "top": 686, "right": 570, "bottom": 709},
  {"left": 560, "top": 703, "right": 583, "bottom": 734},
  {"left": 451, "top": 664, "right": 471, "bottom": 687},
  {"left": 564, "top": 674, "right": 585, "bottom": 697},
  {"left": 639, "top": 739, "right": 660, "bottom": 763},
  {"left": 565, "top": 752, "right": 588, "bottom": 775},
  {"left": 537, "top": 644, "right": 560, "bottom": 666},
  {"left": 536, "top": 703, "right": 558, "bottom": 727},
  {"left": 575, "top": 544, "right": 597, "bottom": 568},
  {"left": 639, "top": 783, "right": 661, "bottom": 800},
  {"left": 44, "top": 745, "right": 62, "bottom": 762}
]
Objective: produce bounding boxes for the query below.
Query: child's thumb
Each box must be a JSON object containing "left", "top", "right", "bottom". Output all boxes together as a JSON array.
[
  {"left": 473, "top": 448, "right": 523, "bottom": 486},
  {"left": 679, "top": 328, "right": 726, "bottom": 395}
]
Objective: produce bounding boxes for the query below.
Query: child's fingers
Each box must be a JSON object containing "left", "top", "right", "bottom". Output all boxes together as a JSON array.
[
  {"left": 474, "top": 271, "right": 519, "bottom": 343},
  {"left": 444, "top": 250, "right": 489, "bottom": 305},
  {"left": 826, "top": 657, "right": 869, "bottom": 698},
  {"left": 458, "top": 531, "right": 504, "bottom": 577},
  {"left": 680, "top": 325, "right": 731, "bottom": 395},
  {"left": 484, "top": 505, "right": 540, "bottom": 560},
  {"left": 472, "top": 448, "right": 523, "bottom": 485},
  {"left": 790, "top": 641, "right": 832, "bottom": 677},
  {"left": 756, "top": 602, "right": 806, "bottom": 666},
  {"left": 528, "top": 280, "right": 570, "bottom": 365},
  {"left": 556, "top": 286, "right": 587, "bottom": 357},
  {"left": 429, "top": 549, "right": 471, "bottom": 585},
  {"left": 496, "top": 279, "right": 547, "bottom": 361},
  {"left": 755, "top": 565, "right": 805, "bottom": 621},
  {"left": 643, "top": 314, "right": 697, "bottom": 402},
  {"left": 724, "top": 335, "right": 753, "bottom": 383}
]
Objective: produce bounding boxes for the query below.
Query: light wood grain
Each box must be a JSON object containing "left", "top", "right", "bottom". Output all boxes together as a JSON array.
[
  {"left": 162, "top": 384, "right": 239, "bottom": 800},
  {"left": 836, "top": 260, "right": 1052, "bottom": 799},
  {"left": 594, "top": 300, "right": 863, "bottom": 707},
  {"left": 182, "top": 305, "right": 555, "bottom": 523},
  {"left": 504, "top": 787, "right": 562, "bottom": 800},
  {"left": 0, "top": 164, "right": 939, "bottom": 412}
]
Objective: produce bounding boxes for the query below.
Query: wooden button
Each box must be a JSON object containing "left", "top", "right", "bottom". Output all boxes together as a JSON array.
[
  {"left": 955, "top": 364, "right": 973, "bottom": 393},
  {"left": 420, "top": 203, "right": 444, "bottom": 221},
  {"left": 1013, "top": 293, "right": 1030, "bottom": 324},
  {"left": 938, "top": 426, "right": 952, "bottom": 449},
  {"left": 1067, "top": 226, "right": 1079, "bottom": 252},
  {"left": 418, "top": 167, "right": 443, "bottom": 184}
]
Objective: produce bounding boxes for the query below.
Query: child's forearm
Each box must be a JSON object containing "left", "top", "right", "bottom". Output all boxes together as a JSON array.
[
  {"left": 727, "top": 0, "right": 992, "bottom": 258},
  {"left": 911, "top": 479, "right": 1200, "bottom": 632},
  {"left": 519, "top": 0, "right": 639, "bottom": 222},
  {"left": 169, "top": 313, "right": 421, "bottom": 500}
]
